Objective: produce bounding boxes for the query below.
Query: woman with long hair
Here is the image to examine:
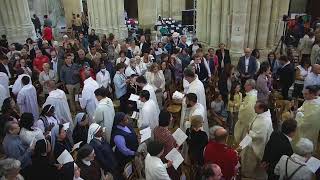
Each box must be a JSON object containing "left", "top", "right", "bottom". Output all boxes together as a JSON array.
[
  {"left": 256, "top": 61, "right": 272, "bottom": 104},
  {"left": 227, "top": 83, "right": 242, "bottom": 134}
]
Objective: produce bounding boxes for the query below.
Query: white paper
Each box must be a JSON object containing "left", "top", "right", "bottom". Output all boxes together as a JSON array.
[
  {"left": 72, "top": 141, "right": 83, "bottom": 152},
  {"left": 165, "top": 148, "right": 184, "bottom": 170},
  {"left": 75, "top": 95, "right": 79, "bottom": 102},
  {"left": 239, "top": 134, "right": 252, "bottom": 149},
  {"left": 63, "top": 122, "right": 70, "bottom": 130},
  {"left": 172, "top": 91, "right": 184, "bottom": 100},
  {"left": 129, "top": 94, "right": 140, "bottom": 102},
  {"left": 306, "top": 157, "right": 320, "bottom": 173},
  {"left": 124, "top": 163, "right": 133, "bottom": 177},
  {"left": 57, "top": 150, "right": 74, "bottom": 164},
  {"left": 172, "top": 128, "right": 188, "bottom": 146},
  {"left": 131, "top": 111, "right": 139, "bottom": 119},
  {"left": 140, "top": 127, "right": 151, "bottom": 143},
  {"left": 29, "top": 136, "right": 35, "bottom": 148}
]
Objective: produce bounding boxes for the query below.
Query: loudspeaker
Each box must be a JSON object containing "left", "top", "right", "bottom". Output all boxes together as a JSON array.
[{"left": 182, "top": 10, "right": 195, "bottom": 25}]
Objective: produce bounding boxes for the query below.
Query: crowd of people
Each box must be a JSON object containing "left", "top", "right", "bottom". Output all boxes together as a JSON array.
[{"left": 0, "top": 13, "right": 320, "bottom": 180}]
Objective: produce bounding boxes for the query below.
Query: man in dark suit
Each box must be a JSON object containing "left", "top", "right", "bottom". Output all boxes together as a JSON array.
[
  {"left": 277, "top": 55, "right": 295, "bottom": 100},
  {"left": 262, "top": 119, "right": 297, "bottom": 180},
  {"left": 237, "top": 48, "right": 257, "bottom": 87},
  {"left": 194, "top": 54, "right": 209, "bottom": 83},
  {"left": 0, "top": 54, "right": 14, "bottom": 79},
  {"left": 216, "top": 43, "right": 231, "bottom": 74},
  {"left": 137, "top": 35, "right": 150, "bottom": 54}
]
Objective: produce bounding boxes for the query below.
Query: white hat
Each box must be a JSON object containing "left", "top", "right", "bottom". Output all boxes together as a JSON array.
[{"left": 172, "top": 32, "right": 180, "bottom": 38}]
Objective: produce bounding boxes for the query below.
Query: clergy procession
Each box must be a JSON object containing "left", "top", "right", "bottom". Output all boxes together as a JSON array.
[{"left": 2, "top": 11, "right": 320, "bottom": 180}]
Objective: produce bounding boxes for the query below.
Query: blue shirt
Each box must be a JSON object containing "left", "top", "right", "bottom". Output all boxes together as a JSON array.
[
  {"left": 113, "top": 72, "right": 127, "bottom": 98},
  {"left": 113, "top": 125, "right": 135, "bottom": 156}
]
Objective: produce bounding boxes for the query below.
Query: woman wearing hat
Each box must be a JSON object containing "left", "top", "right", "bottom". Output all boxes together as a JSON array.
[
  {"left": 112, "top": 112, "right": 139, "bottom": 168},
  {"left": 76, "top": 144, "right": 101, "bottom": 180},
  {"left": 72, "top": 112, "right": 89, "bottom": 144},
  {"left": 88, "top": 123, "right": 118, "bottom": 177}
]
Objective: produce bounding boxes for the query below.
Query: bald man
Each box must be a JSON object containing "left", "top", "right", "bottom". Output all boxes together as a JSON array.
[
  {"left": 204, "top": 127, "right": 239, "bottom": 180},
  {"left": 304, "top": 64, "right": 320, "bottom": 89},
  {"left": 237, "top": 48, "right": 257, "bottom": 86},
  {"left": 202, "top": 164, "right": 223, "bottom": 180}
]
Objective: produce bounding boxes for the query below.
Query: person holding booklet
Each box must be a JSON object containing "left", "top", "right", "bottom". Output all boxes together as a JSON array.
[
  {"left": 240, "top": 101, "right": 273, "bottom": 179},
  {"left": 153, "top": 110, "right": 180, "bottom": 179},
  {"left": 50, "top": 124, "right": 74, "bottom": 180},
  {"left": 137, "top": 90, "right": 160, "bottom": 130}
]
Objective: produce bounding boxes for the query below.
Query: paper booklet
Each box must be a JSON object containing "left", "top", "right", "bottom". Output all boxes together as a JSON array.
[
  {"left": 172, "top": 128, "right": 188, "bottom": 146},
  {"left": 165, "top": 148, "right": 184, "bottom": 170}
]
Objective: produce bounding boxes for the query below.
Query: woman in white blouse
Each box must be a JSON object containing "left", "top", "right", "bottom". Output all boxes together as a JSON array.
[
  {"left": 116, "top": 50, "right": 130, "bottom": 66},
  {"left": 145, "top": 63, "right": 165, "bottom": 110},
  {"left": 125, "top": 58, "right": 141, "bottom": 77},
  {"left": 128, "top": 40, "right": 141, "bottom": 57},
  {"left": 293, "top": 57, "right": 312, "bottom": 98},
  {"left": 39, "top": 63, "right": 58, "bottom": 98}
]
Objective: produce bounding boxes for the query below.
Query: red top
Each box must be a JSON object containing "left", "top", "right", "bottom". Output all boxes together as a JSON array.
[
  {"left": 79, "top": 67, "right": 96, "bottom": 87},
  {"left": 33, "top": 55, "right": 49, "bottom": 73},
  {"left": 204, "top": 141, "right": 239, "bottom": 180},
  {"left": 43, "top": 26, "right": 54, "bottom": 41}
]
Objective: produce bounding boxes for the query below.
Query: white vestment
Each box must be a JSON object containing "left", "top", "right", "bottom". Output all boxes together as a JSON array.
[
  {"left": 125, "top": 65, "right": 141, "bottom": 77},
  {"left": 12, "top": 74, "right": 32, "bottom": 95},
  {"left": 0, "top": 84, "right": 9, "bottom": 110},
  {"left": 138, "top": 99, "right": 160, "bottom": 130},
  {"left": 0, "top": 72, "right": 9, "bottom": 97},
  {"left": 142, "top": 84, "right": 160, "bottom": 111},
  {"left": 80, "top": 77, "right": 99, "bottom": 121},
  {"left": 96, "top": 70, "right": 111, "bottom": 88},
  {"left": 93, "top": 97, "right": 115, "bottom": 143},
  {"left": 43, "top": 89, "right": 73, "bottom": 126},
  {"left": 296, "top": 97, "right": 320, "bottom": 148},
  {"left": 234, "top": 89, "right": 257, "bottom": 143},
  {"left": 241, "top": 110, "right": 273, "bottom": 179},
  {"left": 17, "top": 84, "right": 39, "bottom": 120},
  {"left": 180, "top": 78, "right": 209, "bottom": 135},
  {"left": 145, "top": 154, "right": 171, "bottom": 180}
]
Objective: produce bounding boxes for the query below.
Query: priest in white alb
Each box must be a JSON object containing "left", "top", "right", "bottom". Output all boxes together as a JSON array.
[
  {"left": 138, "top": 90, "right": 160, "bottom": 130},
  {"left": 234, "top": 79, "right": 257, "bottom": 143},
  {"left": 136, "top": 75, "right": 159, "bottom": 111},
  {"left": 240, "top": 101, "right": 273, "bottom": 179},
  {"left": 80, "top": 71, "right": 99, "bottom": 122},
  {"left": 180, "top": 67, "right": 208, "bottom": 135},
  {"left": 17, "top": 76, "right": 39, "bottom": 120},
  {"left": 295, "top": 85, "right": 320, "bottom": 148},
  {"left": 43, "top": 80, "right": 73, "bottom": 125},
  {"left": 12, "top": 74, "right": 32, "bottom": 95},
  {"left": 93, "top": 87, "right": 115, "bottom": 143}
]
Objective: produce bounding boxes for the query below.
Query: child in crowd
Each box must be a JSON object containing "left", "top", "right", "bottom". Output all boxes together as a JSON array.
[
  {"left": 210, "top": 92, "right": 228, "bottom": 126},
  {"left": 227, "top": 83, "right": 242, "bottom": 134}
]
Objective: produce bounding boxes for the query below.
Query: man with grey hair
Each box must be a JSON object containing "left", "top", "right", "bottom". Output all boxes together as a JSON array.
[
  {"left": 0, "top": 158, "right": 24, "bottom": 180},
  {"left": 234, "top": 79, "right": 257, "bottom": 143},
  {"left": 2, "top": 121, "right": 32, "bottom": 177},
  {"left": 274, "top": 138, "right": 314, "bottom": 179},
  {"left": 80, "top": 70, "right": 99, "bottom": 122}
]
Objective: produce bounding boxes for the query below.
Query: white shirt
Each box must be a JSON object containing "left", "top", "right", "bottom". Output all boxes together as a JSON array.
[
  {"left": 138, "top": 99, "right": 159, "bottom": 130},
  {"left": 145, "top": 154, "right": 170, "bottom": 180},
  {"left": 304, "top": 72, "right": 320, "bottom": 89},
  {"left": 245, "top": 56, "right": 250, "bottom": 73},
  {"left": 96, "top": 70, "right": 111, "bottom": 88},
  {"left": 3, "top": 64, "right": 11, "bottom": 78},
  {"left": 51, "top": 58, "right": 58, "bottom": 75},
  {"left": 116, "top": 57, "right": 130, "bottom": 66}
]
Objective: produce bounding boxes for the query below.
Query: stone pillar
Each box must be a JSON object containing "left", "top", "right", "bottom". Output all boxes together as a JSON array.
[
  {"left": 87, "top": 0, "right": 127, "bottom": 39},
  {"left": 276, "top": 0, "right": 290, "bottom": 41},
  {"left": 220, "top": 0, "right": 230, "bottom": 45},
  {"left": 256, "top": 0, "right": 273, "bottom": 49},
  {"left": 247, "top": 0, "right": 260, "bottom": 48},
  {"left": 209, "top": 0, "right": 222, "bottom": 46},
  {"left": 230, "top": 0, "right": 249, "bottom": 55},
  {"left": 32, "top": 0, "right": 49, "bottom": 18},
  {"left": 61, "top": 0, "right": 82, "bottom": 27},
  {"left": 267, "top": 0, "right": 280, "bottom": 48},
  {"left": 171, "top": 0, "right": 185, "bottom": 20},
  {"left": 0, "top": 0, "right": 35, "bottom": 43},
  {"left": 138, "top": 0, "right": 157, "bottom": 28}
]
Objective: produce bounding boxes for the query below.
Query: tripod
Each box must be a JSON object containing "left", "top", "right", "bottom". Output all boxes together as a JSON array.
[{"left": 273, "top": 21, "right": 288, "bottom": 55}]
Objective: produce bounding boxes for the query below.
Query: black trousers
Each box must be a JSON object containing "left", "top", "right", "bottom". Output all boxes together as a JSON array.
[{"left": 119, "top": 95, "right": 127, "bottom": 113}]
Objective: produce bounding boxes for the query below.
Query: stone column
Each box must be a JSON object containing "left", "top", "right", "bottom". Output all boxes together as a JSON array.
[
  {"left": 87, "top": 0, "right": 127, "bottom": 39},
  {"left": 256, "top": 0, "right": 273, "bottom": 49},
  {"left": 209, "top": 0, "right": 222, "bottom": 46},
  {"left": 247, "top": 0, "right": 260, "bottom": 48},
  {"left": 171, "top": 0, "right": 185, "bottom": 20},
  {"left": 196, "top": 0, "right": 207, "bottom": 43},
  {"left": 230, "top": 0, "right": 250, "bottom": 55},
  {"left": 137, "top": 0, "right": 157, "bottom": 28},
  {"left": 220, "top": 0, "right": 230, "bottom": 45},
  {"left": 0, "top": 0, "right": 35, "bottom": 43},
  {"left": 61, "top": 0, "right": 82, "bottom": 27},
  {"left": 32, "top": 0, "right": 49, "bottom": 18},
  {"left": 267, "top": 0, "right": 280, "bottom": 48},
  {"left": 276, "top": 0, "right": 290, "bottom": 41}
]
